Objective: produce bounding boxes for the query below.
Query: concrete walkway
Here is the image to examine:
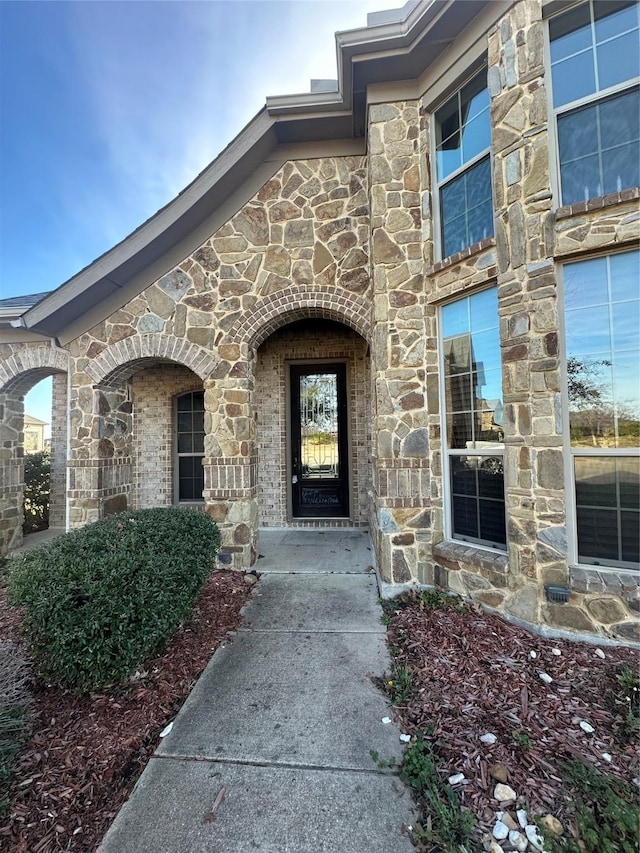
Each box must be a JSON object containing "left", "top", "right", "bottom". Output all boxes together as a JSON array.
[{"left": 99, "top": 529, "right": 415, "bottom": 853}]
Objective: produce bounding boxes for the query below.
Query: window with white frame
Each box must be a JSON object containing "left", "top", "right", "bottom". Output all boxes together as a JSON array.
[
  {"left": 175, "top": 391, "right": 205, "bottom": 502},
  {"left": 563, "top": 249, "right": 639, "bottom": 568},
  {"left": 550, "top": 0, "right": 640, "bottom": 206},
  {"left": 435, "top": 69, "right": 493, "bottom": 259},
  {"left": 440, "top": 287, "right": 506, "bottom": 549}
]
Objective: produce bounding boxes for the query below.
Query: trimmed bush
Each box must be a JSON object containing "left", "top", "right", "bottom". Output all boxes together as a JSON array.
[{"left": 8, "top": 508, "right": 220, "bottom": 693}]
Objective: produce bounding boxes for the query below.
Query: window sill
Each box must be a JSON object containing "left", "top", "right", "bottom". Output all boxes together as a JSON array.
[
  {"left": 433, "top": 539, "right": 508, "bottom": 573},
  {"left": 570, "top": 565, "right": 639, "bottom": 602},
  {"left": 428, "top": 238, "right": 496, "bottom": 276},
  {"left": 556, "top": 187, "right": 639, "bottom": 220}
]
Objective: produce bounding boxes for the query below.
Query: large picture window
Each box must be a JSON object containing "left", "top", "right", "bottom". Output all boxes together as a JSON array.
[
  {"left": 563, "top": 249, "right": 640, "bottom": 568},
  {"left": 440, "top": 287, "right": 506, "bottom": 549},
  {"left": 435, "top": 70, "right": 493, "bottom": 259},
  {"left": 175, "top": 391, "right": 205, "bottom": 502},
  {"left": 550, "top": 0, "right": 639, "bottom": 205}
]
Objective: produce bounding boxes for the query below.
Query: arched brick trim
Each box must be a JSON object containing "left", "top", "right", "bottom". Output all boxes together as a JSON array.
[
  {"left": 86, "top": 334, "right": 218, "bottom": 386},
  {"left": 0, "top": 345, "right": 69, "bottom": 394},
  {"left": 228, "top": 286, "right": 372, "bottom": 349}
]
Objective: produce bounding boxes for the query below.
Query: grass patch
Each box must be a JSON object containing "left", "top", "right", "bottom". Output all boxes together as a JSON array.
[
  {"left": 538, "top": 757, "right": 640, "bottom": 853},
  {"left": 401, "top": 734, "right": 475, "bottom": 853}
]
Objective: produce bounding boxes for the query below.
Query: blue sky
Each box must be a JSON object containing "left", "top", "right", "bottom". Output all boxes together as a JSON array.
[{"left": 0, "top": 0, "right": 394, "bottom": 427}]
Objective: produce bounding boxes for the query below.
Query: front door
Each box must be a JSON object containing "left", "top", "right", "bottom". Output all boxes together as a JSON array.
[{"left": 290, "top": 364, "right": 349, "bottom": 518}]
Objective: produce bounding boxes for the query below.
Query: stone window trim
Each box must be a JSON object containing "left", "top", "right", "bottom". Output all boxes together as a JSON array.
[
  {"left": 427, "top": 237, "right": 496, "bottom": 276},
  {"left": 556, "top": 186, "right": 640, "bottom": 220},
  {"left": 570, "top": 564, "right": 640, "bottom": 602}
]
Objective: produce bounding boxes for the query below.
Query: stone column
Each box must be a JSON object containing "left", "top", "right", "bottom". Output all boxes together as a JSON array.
[
  {"left": 68, "top": 379, "right": 133, "bottom": 526},
  {"left": 368, "top": 100, "right": 431, "bottom": 584},
  {"left": 0, "top": 393, "right": 24, "bottom": 554},
  {"left": 48, "top": 372, "right": 68, "bottom": 528},
  {"left": 489, "top": 1, "right": 570, "bottom": 625},
  {"left": 203, "top": 343, "right": 257, "bottom": 569}
]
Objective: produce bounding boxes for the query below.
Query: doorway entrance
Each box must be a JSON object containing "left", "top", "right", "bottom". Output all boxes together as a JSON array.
[{"left": 290, "top": 363, "right": 349, "bottom": 518}]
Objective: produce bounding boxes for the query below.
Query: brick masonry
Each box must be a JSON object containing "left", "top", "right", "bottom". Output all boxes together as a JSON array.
[{"left": 0, "top": 0, "right": 638, "bottom": 642}]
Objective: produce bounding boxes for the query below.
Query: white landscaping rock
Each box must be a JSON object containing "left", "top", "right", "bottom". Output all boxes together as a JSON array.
[
  {"left": 481, "top": 732, "right": 498, "bottom": 745},
  {"left": 493, "top": 821, "right": 509, "bottom": 840},
  {"left": 448, "top": 773, "right": 465, "bottom": 785},
  {"left": 529, "top": 650, "right": 537, "bottom": 659},
  {"left": 579, "top": 720, "right": 594, "bottom": 734},
  {"left": 594, "top": 648, "right": 605, "bottom": 659},
  {"left": 539, "top": 672, "right": 552, "bottom": 684},
  {"left": 601, "top": 752, "right": 612, "bottom": 763},
  {"left": 494, "top": 783, "right": 517, "bottom": 802},
  {"left": 399, "top": 733, "right": 411, "bottom": 743},
  {"left": 525, "top": 824, "right": 545, "bottom": 850},
  {"left": 509, "top": 830, "right": 529, "bottom": 852},
  {"left": 517, "top": 808, "right": 529, "bottom": 828},
  {"left": 551, "top": 648, "right": 562, "bottom": 656}
]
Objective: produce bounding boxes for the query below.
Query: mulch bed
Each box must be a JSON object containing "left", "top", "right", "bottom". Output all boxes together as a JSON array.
[
  {"left": 0, "top": 571, "right": 251, "bottom": 853},
  {"left": 385, "top": 594, "right": 639, "bottom": 841}
]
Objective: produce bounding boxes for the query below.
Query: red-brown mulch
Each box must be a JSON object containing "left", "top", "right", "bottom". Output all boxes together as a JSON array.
[
  {"left": 0, "top": 571, "right": 251, "bottom": 853},
  {"left": 386, "top": 595, "right": 639, "bottom": 834}
]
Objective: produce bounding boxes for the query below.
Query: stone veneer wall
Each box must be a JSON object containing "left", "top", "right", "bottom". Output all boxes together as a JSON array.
[
  {"left": 255, "top": 320, "right": 371, "bottom": 527},
  {"left": 49, "top": 372, "right": 68, "bottom": 528}
]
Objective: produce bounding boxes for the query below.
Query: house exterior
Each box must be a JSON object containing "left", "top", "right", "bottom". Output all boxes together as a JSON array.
[
  {"left": 23, "top": 414, "right": 48, "bottom": 454},
  {"left": 1, "top": 0, "right": 638, "bottom": 641}
]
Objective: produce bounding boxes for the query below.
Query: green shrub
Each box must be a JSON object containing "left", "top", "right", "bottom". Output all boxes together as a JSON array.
[
  {"left": 0, "top": 641, "right": 31, "bottom": 815},
  {"left": 23, "top": 449, "right": 50, "bottom": 535},
  {"left": 8, "top": 508, "right": 220, "bottom": 693}
]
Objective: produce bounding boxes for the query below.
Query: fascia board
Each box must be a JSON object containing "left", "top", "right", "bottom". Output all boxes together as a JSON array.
[{"left": 23, "top": 109, "right": 277, "bottom": 332}]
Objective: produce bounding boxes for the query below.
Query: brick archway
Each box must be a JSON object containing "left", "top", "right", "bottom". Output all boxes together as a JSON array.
[
  {"left": 227, "top": 286, "right": 372, "bottom": 349},
  {"left": 0, "top": 345, "right": 69, "bottom": 394},
  {"left": 85, "top": 334, "right": 219, "bottom": 386}
]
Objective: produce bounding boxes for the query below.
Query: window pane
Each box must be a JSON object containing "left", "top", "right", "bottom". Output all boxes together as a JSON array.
[
  {"left": 441, "top": 156, "right": 493, "bottom": 257},
  {"left": 178, "top": 434, "right": 193, "bottom": 453},
  {"left": 550, "top": 2, "right": 592, "bottom": 65},
  {"left": 563, "top": 255, "right": 608, "bottom": 310},
  {"left": 177, "top": 412, "right": 192, "bottom": 433},
  {"left": 619, "top": 457, "right": 640, "bottom": 509},
  {"left": 577, "top": 507, "right": 619, "bottom": 561},
  {"left": 442, "top": 301, "right": 469, "bottom": 339},
  {"left": 479, "top": 498, "right": 506, "bottom": 546},
  {"left": 597, "top": 31, "right": 640, "bottom": 91},
  {"left": 594, "top": 0, "right": 639, "bottom": 42},
  {"left": 461, "top": 111, "right": 491, "bottom": 164},
  {"left": 552, "top": 51, "right": 597, "bottom": 108},
  {"left": 478, "top": 457, "right": 504, "bottom": 498},
  {"left": 445, "top": 375, "right": 473, "bottom": 412},
  {"left": 451, "top": 456, "right": 476, "bottom": 495},
  {"left": 575, "top": 457, "right": 618, "bottom": 506},
  {"left": 447, "top": 411, "right": 474, "bottom": 447},
  {"left": 452, "top": 495, "right": 479, "bottom": 539},
  {"left": 610, "top": 251, "right": 640, "bottom": 302},
  {"left": 557, "top": 104, "right": 599, "bottom": 161},
  {"left": 444, "top": 335, "right": 472, "bottom": 373},
  {"left": 621, "top": 511, "right": 640, "bottom": 563},
  {"left": 565, "top": 306, "right": 612, "bottom": 357}
]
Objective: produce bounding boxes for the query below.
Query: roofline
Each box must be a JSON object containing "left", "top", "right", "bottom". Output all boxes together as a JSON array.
[{"left": 19, "top": 0, "right": 493, "bottom": 338}]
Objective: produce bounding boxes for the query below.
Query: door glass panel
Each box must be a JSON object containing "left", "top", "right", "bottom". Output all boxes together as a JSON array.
[{"left": 300, "top": 373, "right": 339, "bottom": 480}]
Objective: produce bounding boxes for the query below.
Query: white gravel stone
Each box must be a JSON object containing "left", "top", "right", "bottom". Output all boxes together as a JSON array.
[
  {"left": 494, "top": 783, "right": 517, "bottom": 802},
  {"left": 399, "top": 733, "right": 411, "bottom": 743},
  {"left": 517, "top": 808, "right": 529, "bottom": 828},
  {"left": 529, "top": 650, "right": 537, "bottom": 659},
  {"left": 551, "top": 648, "right": 562, "bottom": 656},
  {"left": 539, "top": 672, "right": 553, "bottom": 684},
  {"left": 509, "top": 829, "right": 529, "bottom": 852},
  {"left": 579, "top": 720, "right": 594, "bottom": 734},
  {"left": 594, "top": 648, "right": 605, "bottom": 659},
  {"left": 525, "top": 824, "right": 545, "bottom": 850},
  {"left": 493, "top": 821, "right": 509, "bottom": 840},
  {"left": 448, "top": 773, "right": 465, "bottom": 785},
  {"left": 601, "top": 752, "right": 612, "bottom": 763},
  {"left": 481, "top": 732, "right": 498, "bottom": 745}
]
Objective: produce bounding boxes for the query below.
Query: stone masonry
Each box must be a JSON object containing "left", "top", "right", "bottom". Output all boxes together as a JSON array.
[{"left": 0, "top": 0, "right": 637, "bottom": 642}]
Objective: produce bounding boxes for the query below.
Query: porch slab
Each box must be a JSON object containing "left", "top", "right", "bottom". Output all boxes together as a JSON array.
[
  {"left": 255, "top": 528, "right": 374, "bottom": 573},
  {"left": 156, "top": 629, "right": 402, "bottom": 770},
  {"left": 241, "top": 572, "right": 385, "bottom": 633},
  {"left": 99, "top": 758, "right": 415, "bottom": 853}
]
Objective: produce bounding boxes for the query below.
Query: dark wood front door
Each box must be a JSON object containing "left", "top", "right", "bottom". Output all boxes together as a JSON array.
[{"left": 290, "top": 364, "right": 349, "bottom": 518}]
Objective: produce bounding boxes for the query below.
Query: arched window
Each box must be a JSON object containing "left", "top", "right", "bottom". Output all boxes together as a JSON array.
[{"left": 175, "top": 391, "right": 205, "bottom": 502}]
